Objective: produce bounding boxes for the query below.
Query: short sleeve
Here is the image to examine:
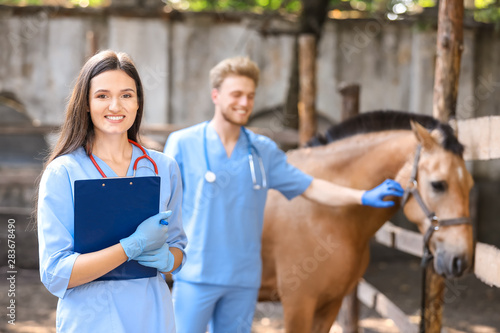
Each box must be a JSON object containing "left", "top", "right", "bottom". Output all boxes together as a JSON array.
[
  {"left": 163, "top": 159, "right": 187, "bottom": 274},
  {"left": 267, "top": 142, "right": 313, "bottom": 200},
  {"left": 37, "top": 164, "right": 80, "bottom": 299}
]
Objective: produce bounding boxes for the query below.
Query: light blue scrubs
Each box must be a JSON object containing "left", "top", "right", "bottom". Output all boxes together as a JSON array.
[
  {"left": 164, "top": 122, "right": 313, "bottom": 333},
  {"left": 37, "top": 145, "right": 187, "bottom": 333}
]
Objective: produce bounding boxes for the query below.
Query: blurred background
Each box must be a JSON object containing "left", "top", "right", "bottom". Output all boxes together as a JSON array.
[{"left": 0, "top": 0, "right": 499, "bottom": 332}]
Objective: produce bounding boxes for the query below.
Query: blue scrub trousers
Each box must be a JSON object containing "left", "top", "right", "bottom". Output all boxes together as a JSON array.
[{"left": 173, "top": 280, "right": 258, "bottom": 333}]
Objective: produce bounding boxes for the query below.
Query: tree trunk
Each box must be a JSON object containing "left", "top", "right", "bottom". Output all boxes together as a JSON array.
[
  {"left": 299, "top": 0, "right": 331, "bottom": 37},
  {"left": 298, "top": 34, "right": 317, "bottom": 146},
  {"left": 283, "top": 37, "right": 300, "bottom": 131},
  {"left": 337, "top": 84, "right": 360, "bottom": 333},
  {"left": 432, "top": 0, "right": 464, "bottom": 122},
  {"left": 426, "top": 0, "right": 464, "bottom": 331},
  {"left": 282, "top": 0, "right": 330, "bottom": 134}
]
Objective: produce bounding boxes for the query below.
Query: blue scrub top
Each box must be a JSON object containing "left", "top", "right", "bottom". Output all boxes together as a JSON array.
[
  {"left": 37, "top": 145, "right": 187, "bottom": 333},
  {"left": 164, "top": 122, "right": 312, "bottom": 288}
]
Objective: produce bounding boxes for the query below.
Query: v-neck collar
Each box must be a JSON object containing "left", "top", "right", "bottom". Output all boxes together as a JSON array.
[
  {"left": 206, "top": 122, "right": 245, "bottom": 160},
  {"left": 90, "top": 144, "right": 140, "bottom": 178}
]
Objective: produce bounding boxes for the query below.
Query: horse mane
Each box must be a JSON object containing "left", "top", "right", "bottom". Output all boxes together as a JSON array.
[{"left": 306, "top": 110, "right": 464, "bottom": 156}]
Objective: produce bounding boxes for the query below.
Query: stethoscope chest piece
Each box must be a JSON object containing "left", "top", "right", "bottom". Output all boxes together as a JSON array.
[
  {"left": 203, "top": 123, "right": 267, "bottom": 190},
  {"left": 205, "top": 171, "right": 216, "bottom": 183}
]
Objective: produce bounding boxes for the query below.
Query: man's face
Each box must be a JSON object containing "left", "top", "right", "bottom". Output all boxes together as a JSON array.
[{"left": 212, "top": 75, "right": 256, "bottom": 126}]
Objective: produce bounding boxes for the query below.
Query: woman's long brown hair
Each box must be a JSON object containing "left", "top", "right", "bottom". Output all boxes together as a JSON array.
[
  {"left": 33, "top": 50, "right": 145, "bottom": 226},
  {"left": 45, "top": 50, "right": 144, "bottom": 167}
]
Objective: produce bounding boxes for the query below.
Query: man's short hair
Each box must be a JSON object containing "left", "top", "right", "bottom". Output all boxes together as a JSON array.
[{"left": 209, "top": 57, "right": 260, "bottom": 89}]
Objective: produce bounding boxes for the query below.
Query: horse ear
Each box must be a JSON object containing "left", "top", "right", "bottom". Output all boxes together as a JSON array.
[
  {"left": 448, "top": 118, "right": 458, "bottom": 137},
  {"left": 430, "top": 128, "right": 445, "bottom": 145},
  {"left": 410, "top": 120, "right": 438, "bottom": 150}
]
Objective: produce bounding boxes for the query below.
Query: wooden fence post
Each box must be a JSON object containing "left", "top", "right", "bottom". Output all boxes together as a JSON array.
[
  {"left": 298, "top": 34, "right": 317, "bottom": 146},
  {"left": 421, "top": 268, "right": 446, "bottom": 333},
  {"left": 426, "top": 0, "right": 464, "bottom": 331},
  {"left": 339, "top": 288, "right": 360, "bottom": 333},
  {"left": 337, "top": 83, "right": 360, "bottom": 333},
  {"left": 86, "top": 31, "right": 98, "bottom": 59},
  {"left": 339, "top": 83, "right": 360, "bottom": 121}
]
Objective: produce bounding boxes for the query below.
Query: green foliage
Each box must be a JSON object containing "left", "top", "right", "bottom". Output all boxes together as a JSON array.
[
  {"left": 0, "top": 0, "right": 104, "bottom": 6},
  {"left": 416, "top": 0, "right": 435, "bottom": 8},
  {"left": 0, "top": 0, "right": 44, "bottom": 5},
  {"left": 472, "top": 0, "right": 500, "bottom": 24},
  {"left": 474, "top": 7, "right": 500, "bottom": 24},
  {"left": 415, "top": 20, "right": 433, "bottom": 31},
  {"left": 164, "top": 0, "right": 301, "bottom": 13},
  {"left": 69, "top": 0, "right": 104, "bottom": 7},
  {"left": 475, "top": 0, "right": 495, "bottom": 9},
  {"left": 1, "top": 0, "right": 499, "bottom": 24}
]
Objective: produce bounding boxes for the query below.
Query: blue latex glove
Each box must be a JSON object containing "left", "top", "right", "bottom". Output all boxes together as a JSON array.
[
  {"left": 120, "top": 211, "right": 172, "bottom": 260},
  {"left": 136, "top": 243, "right": 175, "bottom": 273},
  {"left": 361, "top": 179, "right": 404, "bottom": 208}
]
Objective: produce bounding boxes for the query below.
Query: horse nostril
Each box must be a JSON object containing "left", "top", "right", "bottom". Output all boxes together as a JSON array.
[{"left": 452, "top": 256, "right": 466, "bottom": 276}]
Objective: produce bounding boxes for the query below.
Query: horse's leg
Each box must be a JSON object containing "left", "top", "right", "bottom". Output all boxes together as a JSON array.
[
  {"left": 282, "top": 296, "right": 316, "bottom": 333},
  {"left": 311, "top": 299, "right": 343, "bottom": 333}
]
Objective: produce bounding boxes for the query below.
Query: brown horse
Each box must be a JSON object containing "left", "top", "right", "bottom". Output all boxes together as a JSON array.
[{"left": 258, "top": 111, "right": 474, "bottom": 333}]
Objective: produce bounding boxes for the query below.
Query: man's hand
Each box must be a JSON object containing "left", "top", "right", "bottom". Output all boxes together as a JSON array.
[{"left": 361, "top": 179, "right": 404, "bottom": 208}]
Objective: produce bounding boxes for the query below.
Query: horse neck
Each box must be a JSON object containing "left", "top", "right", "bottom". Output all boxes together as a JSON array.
[
  {"left": 293, "top": 130, "right": 419, "bottom": 244},
  {"left": 298, "top": 130, "right": 417, "bottom": 187}
]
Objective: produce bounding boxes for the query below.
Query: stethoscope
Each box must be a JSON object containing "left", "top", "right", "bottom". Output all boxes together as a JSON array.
[
  {"left": 203, "top": 123, "right": 267, "bottom": 190},
  {"left": 89, "top": 139, "right": 158, "bottom": 178}
]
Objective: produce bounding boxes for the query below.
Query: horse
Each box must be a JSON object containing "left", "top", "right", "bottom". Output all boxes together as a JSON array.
[{"left": 258, "top": 111, "right": 474, "bottom": 333}]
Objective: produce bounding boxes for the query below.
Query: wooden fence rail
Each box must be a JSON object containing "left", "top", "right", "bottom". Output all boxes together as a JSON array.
[
  {"left": 457, "top": 116, "right": 500, "bottom": 161},
  {"left": 358, "top": 279, "right": 419, "bottom": 333},
  {"left": 0, "top": 124, "right": 300, "bottom": 147},
  {"left": 375, "top": 222, "right": 500, "bottom": 288}
]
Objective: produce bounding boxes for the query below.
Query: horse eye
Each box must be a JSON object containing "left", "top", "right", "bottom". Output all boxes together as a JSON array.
[{"left": 431, "top": 181, "right": 447, "bottom": 192}]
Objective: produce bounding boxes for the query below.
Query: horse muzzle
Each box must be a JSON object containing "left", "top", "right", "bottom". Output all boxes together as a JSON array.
[{"left": 433, "top": 250, "right": 470, "bottom": 278}]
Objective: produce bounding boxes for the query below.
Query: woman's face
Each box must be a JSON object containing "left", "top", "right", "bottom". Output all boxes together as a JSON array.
[{"left": 88, "top": 70, "right": 138, "bottom": 139}]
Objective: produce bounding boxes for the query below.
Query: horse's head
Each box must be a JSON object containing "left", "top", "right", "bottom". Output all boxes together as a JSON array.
[{"left": 400, "top": 121, "right": 474, "bottom": 278}]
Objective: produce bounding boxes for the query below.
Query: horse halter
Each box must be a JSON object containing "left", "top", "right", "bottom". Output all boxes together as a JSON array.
[{"left": 400, "top": 144, "right": 472, "bottom": 267}]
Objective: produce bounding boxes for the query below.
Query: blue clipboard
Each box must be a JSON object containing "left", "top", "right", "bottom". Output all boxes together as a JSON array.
[{"left": 74, "top": 176, "right": 161, "bottom": 281}]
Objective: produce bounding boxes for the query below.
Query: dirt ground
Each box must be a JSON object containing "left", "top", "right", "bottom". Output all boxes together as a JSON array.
[{"left": 1, "top": 256, "right": 499, "bottom": 333}]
